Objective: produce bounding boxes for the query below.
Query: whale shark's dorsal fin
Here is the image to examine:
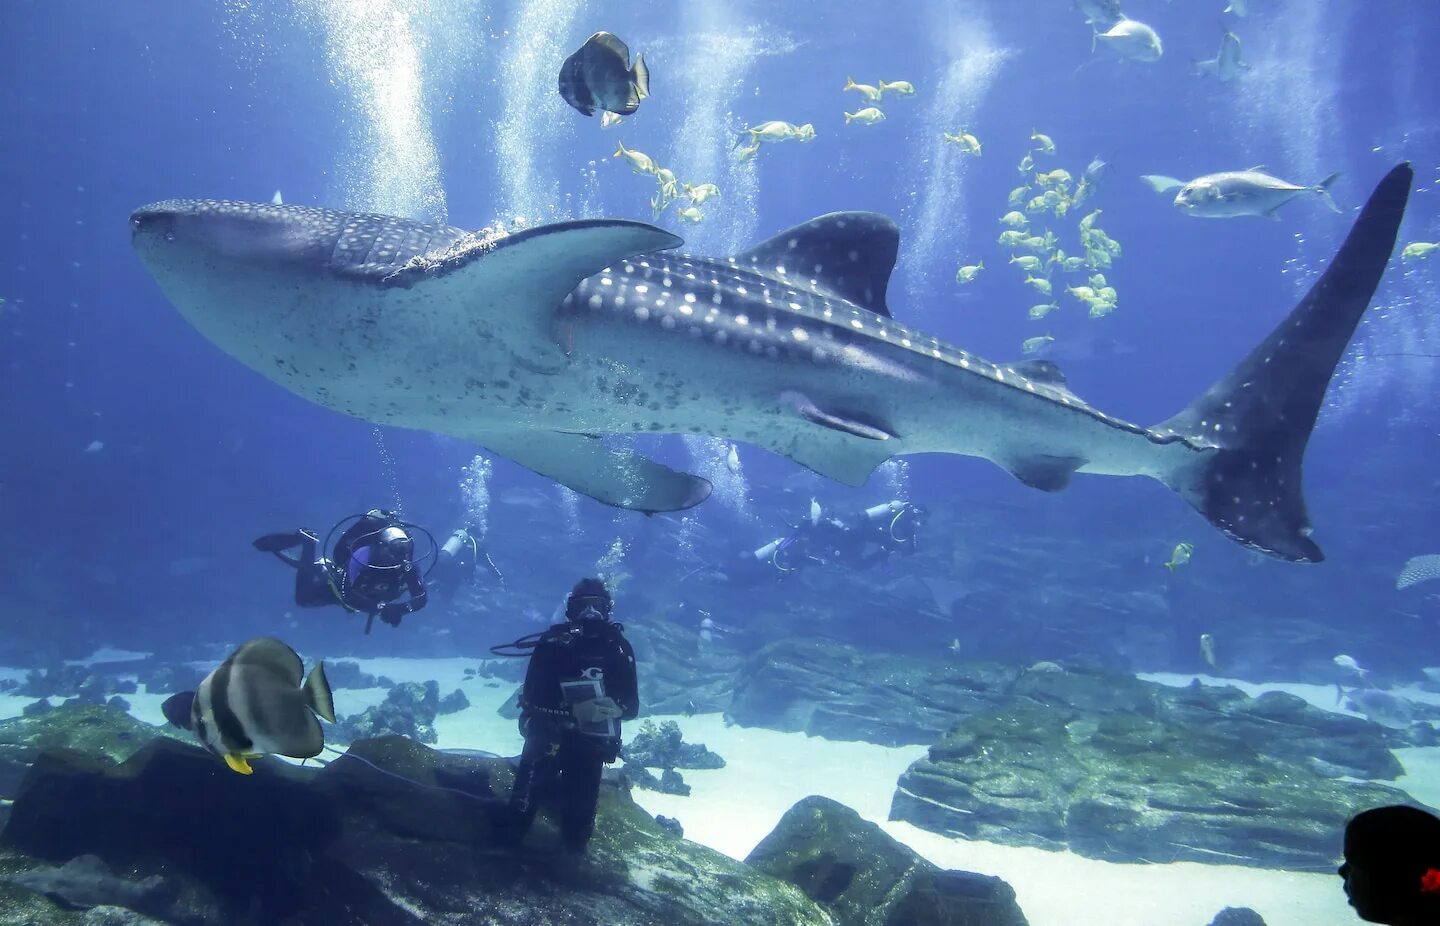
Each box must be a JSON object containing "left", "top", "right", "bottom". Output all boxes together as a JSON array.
[{"left": 732, "top": 212, "right": 899, "bottom": 317}]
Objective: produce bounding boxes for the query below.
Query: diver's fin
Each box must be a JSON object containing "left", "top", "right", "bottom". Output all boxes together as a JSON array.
[
  {"left": 782, "top": 390, "right": 896, "bottom": 441},
  {"left": 732, "top": 212, "right": 900, "bottom": 317},
  {"left": 224, "top": 754, "right": 254, "bottom": 775},
  {"left": 1002, "top": 454, "right": 1085, "bottom": 492},
  {"left": 304, "top": 663, "right": 336, "bottom": 723},
  {"left": 1153, "top": 163, "right": 1412, "bottom": 563},
  {"left": 471, "top": 430, "right": 711, "bottom": 514}
]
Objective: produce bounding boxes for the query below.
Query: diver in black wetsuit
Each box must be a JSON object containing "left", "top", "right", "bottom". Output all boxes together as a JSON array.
[
  {"left": 739, "top": 500, "right": 929, "bottom": 578},
  {"left": 500, "top": 577, "right": 639, "bottom": 854},
  {"left": 254, "top": 509, "right": 429, "bottom": 633}
]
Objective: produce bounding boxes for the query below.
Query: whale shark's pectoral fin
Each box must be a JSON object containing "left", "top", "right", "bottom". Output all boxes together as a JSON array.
[{"left": 472, "top": 430, "right": 711, "bottom": 514}]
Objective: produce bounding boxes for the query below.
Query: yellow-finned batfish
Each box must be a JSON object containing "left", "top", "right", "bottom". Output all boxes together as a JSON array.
[
  {"left": 559, "top": 32, "right": 651, "bottom": 117},
  {"left": 161, "top": 637, "right": 336, "bottom": 775}
]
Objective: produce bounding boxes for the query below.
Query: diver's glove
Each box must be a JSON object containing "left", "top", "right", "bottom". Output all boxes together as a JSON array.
[
  {"left": 572, "top": 696, "right": 623, "bottom": 724},
  {"left": 379, "top": 602, "right": 408, "bottom": 628}
]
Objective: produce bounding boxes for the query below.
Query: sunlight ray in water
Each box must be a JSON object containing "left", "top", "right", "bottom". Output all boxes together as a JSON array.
[
  {"left": 897, "top": 12, "right": 1010, "bottom": 313},
  {"left": 493, "top": 0, "right": 583, "bottom": 225},
  {"left": 296, "top": 0, "right": 457, "bottom": 222}
]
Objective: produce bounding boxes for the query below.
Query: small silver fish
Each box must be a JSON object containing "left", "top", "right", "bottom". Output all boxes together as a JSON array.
[
  {"left": 726, "top": 444, "right": 741, "bottom": 474},
  {"left": 558, "top": 32, "right": 651, "bottom": 117},
  {"left": 1333, "top": 653, "right": 1368, "bottom": 679},
  {"left": 1194, "top": 30, "right": 1250, "bottom": 82},
  {"left": 1199, "top": 633, "right": 1218, "bottom": 671}
]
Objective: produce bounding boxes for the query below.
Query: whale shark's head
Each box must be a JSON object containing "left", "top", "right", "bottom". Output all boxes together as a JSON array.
[
  {"left": 130, "top": 199, "right": 476, "bottom": 286},
  {"left": 130, "top": 198, "right": 684, "bottom": 430},
  {"left": 131, "top": 199, "right": 335, "bottom": 276}
]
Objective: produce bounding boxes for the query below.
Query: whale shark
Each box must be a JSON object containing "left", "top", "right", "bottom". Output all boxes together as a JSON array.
[{"left": 130, "top": 163, "right": 1413, "bottom": 563}]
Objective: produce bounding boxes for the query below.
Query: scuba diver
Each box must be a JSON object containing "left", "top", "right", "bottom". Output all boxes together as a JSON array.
[
  {"left": 494, "top": 577, "right": 639, "bottom": 854},
  {"left": 739, "top": 499, "right": 929, "bottom": 578},
  {"left": 427, "top": 525, "right": 505, "bottom": 600},
  {"left": 253, "top": 509, "right": 432, "bottom": 633}
]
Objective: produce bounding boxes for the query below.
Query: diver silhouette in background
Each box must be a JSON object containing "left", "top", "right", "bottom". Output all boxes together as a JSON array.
[
  {"left": 254, "top": 509, "right": 431, "bottom": 633},
  {"left": 428, "top": 525, "right": 505, "bottom": 600},
  {"left": 739, "top": 500, "right": 929, "bottom": 578}
]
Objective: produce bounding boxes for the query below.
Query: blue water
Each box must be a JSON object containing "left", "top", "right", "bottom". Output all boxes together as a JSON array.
[{"left": 1, "top": 0, "right": 1438, "bottom": 682}]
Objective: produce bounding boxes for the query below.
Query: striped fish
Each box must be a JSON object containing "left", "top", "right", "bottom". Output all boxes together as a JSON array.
[{"left": 163, "top": 637, "right": 336, "bottom": 775}]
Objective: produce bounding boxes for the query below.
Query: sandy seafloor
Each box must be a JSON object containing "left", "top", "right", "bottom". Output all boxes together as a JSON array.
[{"left": 4, "top": 656, "right": 1438, "bottom": 926}]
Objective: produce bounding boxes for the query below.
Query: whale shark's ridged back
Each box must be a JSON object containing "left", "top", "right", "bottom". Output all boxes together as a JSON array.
[{"left": 1156, "top": 163, "right": 1413, "bottom": 562}]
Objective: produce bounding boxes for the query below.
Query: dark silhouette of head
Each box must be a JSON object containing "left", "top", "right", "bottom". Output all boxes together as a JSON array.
[{"left": 1340, "top": 805, "right": 1440, "bottom": 924}]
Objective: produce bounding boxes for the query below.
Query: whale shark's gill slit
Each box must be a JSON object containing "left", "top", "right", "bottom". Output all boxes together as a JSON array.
[
  {"left": 783, "top": 390, "right": 896, "bottom": 442},
  {"left": 735, "top": 213, "right": 899, "bottom": 318},
  {"left": 1155, "top": 163, "right": 1413, "bottom": 564}
]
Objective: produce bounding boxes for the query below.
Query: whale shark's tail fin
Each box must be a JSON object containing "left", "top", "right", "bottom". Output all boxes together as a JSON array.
[{"left": 1154, "top": 163, "right": 1412, "bottom": 563}]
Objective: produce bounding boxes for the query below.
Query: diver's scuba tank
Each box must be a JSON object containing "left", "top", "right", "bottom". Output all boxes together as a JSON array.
[
  {"left": 749, "top": 538, "right": 785, "bottom": 562},
  {"left": 439, "top": 528, "right": 470, "bottom": 563},
  {"left": 864, "top": 500, "right": 907, "bottom": 522}
]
